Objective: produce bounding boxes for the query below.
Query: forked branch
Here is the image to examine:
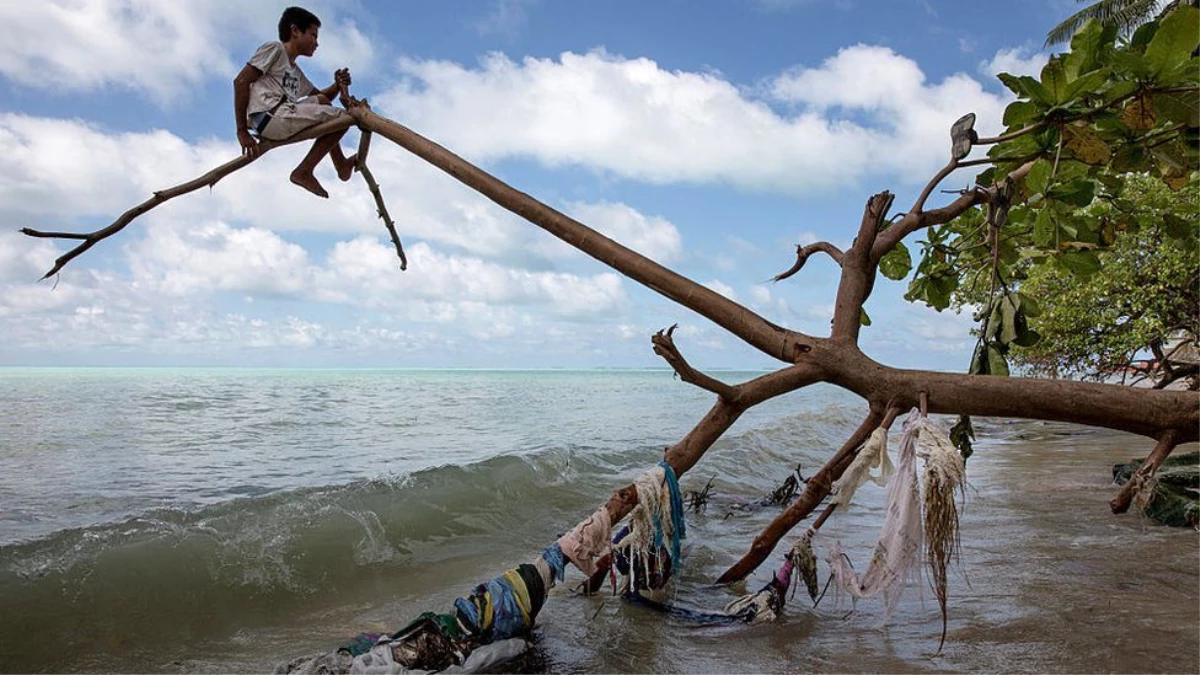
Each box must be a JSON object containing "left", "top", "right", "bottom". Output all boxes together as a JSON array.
[
  {"left": 21, "top": 116, "right": 355, "bottom": 280},
  {"left": 652, "top": 324, "right": 737, "bottom": 400}
]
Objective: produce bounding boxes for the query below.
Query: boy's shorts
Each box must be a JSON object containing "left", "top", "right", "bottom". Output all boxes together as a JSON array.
[{"left": 252, "top": 96, "right": 345, "bottom": 141}]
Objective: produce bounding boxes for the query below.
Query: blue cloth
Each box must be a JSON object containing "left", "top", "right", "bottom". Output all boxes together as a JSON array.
[
  {"left": 454, "top": 573, "right": 533, "bottom": 643},
  {"left": 541, "top": 542, "right": 566, "bottom": 584},
  {"left": 658, "top": 460, "right": 686, "bottom": 574}
]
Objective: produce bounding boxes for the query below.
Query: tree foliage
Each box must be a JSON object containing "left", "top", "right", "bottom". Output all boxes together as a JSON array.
[
  {"left": 1008, "top": 173, "right": 1198, "bottom": 384},
  {"left": 905, "top": 8, "right": 1198, "bottom": 370},
  {"left": 897, "top": 7, "right": 1199, "bottom": 455}
]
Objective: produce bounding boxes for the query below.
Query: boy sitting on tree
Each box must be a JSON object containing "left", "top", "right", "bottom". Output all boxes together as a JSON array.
[{"left": 234, "top": 6, "right": 356, "bottom": 198}]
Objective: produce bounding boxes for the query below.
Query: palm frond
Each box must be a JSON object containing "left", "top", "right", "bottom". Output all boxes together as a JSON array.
[{"left": 1045, "top": 0, "right": 1162, "bottom": 47}]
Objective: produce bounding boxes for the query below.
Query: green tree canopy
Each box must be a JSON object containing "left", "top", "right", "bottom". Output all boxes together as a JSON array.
[{"left": 1009, "top": 173, "right": 1198, "bottom": 386}]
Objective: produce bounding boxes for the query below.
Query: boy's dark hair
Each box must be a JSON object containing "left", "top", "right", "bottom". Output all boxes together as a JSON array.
[{"left": 278, "top": 6, "right": 321, "bottom": 42}]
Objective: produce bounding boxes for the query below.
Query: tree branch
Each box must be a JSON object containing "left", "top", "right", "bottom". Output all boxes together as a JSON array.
[
  {"left": 20, "top": 116, "right": 355, "bottom": 280},
  {"left": 355, "top": 131, "right": 407, "bottom": 271},
  {"left": 651, "top": 324, "right": 737, "bottom": 400},
  {"left": 871, "top": 161, "right": 1035, "bottom": 263},
  {"left": 716, "top": 405, "right": 883, "bottom": 583},
  {"left": 771, "top": 242, "right": 845, "bottom": 283},
  {"left": 351, "top": 106, "right": 819, "bottom": 364},
  {"left": 909, "top": 158, "right": 959, "bottom": 216},
  {"left": 830, "top": 191, "right": 893, "bottom": 342},
  {"left": 1110, "top": 429, "right": 1180, "bottom": 514}
]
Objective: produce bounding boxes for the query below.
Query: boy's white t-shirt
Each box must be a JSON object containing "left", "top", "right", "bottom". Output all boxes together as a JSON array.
[{"left": 246, "top": 41, "right": 316, "bottom": 115}]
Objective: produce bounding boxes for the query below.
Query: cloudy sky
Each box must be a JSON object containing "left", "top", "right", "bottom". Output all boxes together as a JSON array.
[{"left": 0, "top": 0, "right": 1066, "bottom": 369}]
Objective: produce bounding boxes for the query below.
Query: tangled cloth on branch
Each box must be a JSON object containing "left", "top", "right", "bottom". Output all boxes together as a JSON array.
[
  {"left": 914, "top": 415, "right": 966, "bottom": 651},
  {"left": 557, "top": 505, "right": 613, "bottom": 576},
  {"left": 279, "top": 560, "right": 554, "bottom": 674},
  {"left": 615, "top": 462, "right": 687, "bottom": 593},
  {"left": 823, "top": 409, "right": 923, "bottom": 621},
  {"left": 279, "top": 461, "right": 688, "bottom": 673},
  {"left": 831, "top": 426, "right": 894, "bottom": 508}
]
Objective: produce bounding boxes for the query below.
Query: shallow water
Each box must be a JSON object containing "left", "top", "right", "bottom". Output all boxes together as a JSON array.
[{"left": 0, "top": 369, "right": 1196, "bottom": 673}]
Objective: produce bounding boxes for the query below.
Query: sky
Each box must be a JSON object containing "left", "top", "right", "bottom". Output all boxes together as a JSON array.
[{"left": 0, "top": 0, "right": 1077, "bottom": 370}]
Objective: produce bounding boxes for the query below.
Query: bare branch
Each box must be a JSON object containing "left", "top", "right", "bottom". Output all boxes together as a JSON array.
[
  {"left": 21, "top": 116, "right": 355, "bottom": 279},
  {"left": 355, "top": 131, "right": 407, "bottom": 271},
  {"left": 652, "top": 324, "right": 737, "bottom": 400},
  {"left": 771, "top": 242, "right": 845, "bottom": 282},
  {"left": 1110, "top": 429, "right": 1180, "bottom": 514},
  {"left": 909, "top": 159, "right": 959, "bottom": 216}
]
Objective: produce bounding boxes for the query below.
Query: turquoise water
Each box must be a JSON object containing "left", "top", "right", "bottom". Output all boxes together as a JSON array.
[{"left": 1, "top": 368, "right": 1196, "bottom": 673}]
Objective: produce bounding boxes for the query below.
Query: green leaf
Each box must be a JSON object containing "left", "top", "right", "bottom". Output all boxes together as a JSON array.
[
  {"left": 1026, "top": 158, "right": 1053, "bottom": 195},
  {"left": 1153, "top": 90, "right": 1199, "bottom": 126},
  {"left": 1033, "top": 208, "right": 1055, "bottom": 247},
  {"left": 998, "top": 73, "right": 1054, "bottom": 107},
  {"left": 1131, "top": 19, "right": 1160, "bottom": 50},
  {"left": 1064, "top": 69, "right": 1109, "bottom": 103},
  {"left": 969, "top": 343, "right": 988, "bottom": 375},
  {"left": 1145, "top": 5, "right": 1200, "bottom": 77},
  {"left": 880, "top": 242, "right": 913, "bottom": 280},
  {"left": 1047, "top": 178, "right": 1096, "bottom": 207},
  {"left": 987, "top": 345, "right": 1010, "bottom": 377},
  {"left": 859, "top": 308, "right": 872, "bottom": 327},
  {"left": 1112, "top": 144, "right": 1148, "bottom": 172},
  {"left": 1017, "top": 292, "right": 1042, "bottom": 318},
  {"left": 999, "top": 295, "right": 1019, "bottom": 344},
  {"left": 1003, "top": 100, "right": 1042, "bottom": 127},
  {"left": 1163, "top": 213, "right": 1196, "bottom": 240},
  {"left": 1066, "top": 19, "right": 1117, "bottom": 77},
  {"left": 1013, "top": 328, "right": 1042, "bottom": 347},
  {"left": 1058, "top": 249, "right": 1102, "bottom": 276},
  {"left": 1041, "top": 58, "right": 1069, "bottom": 103},
  {"left": 1110, "top": 51, "right": 1153, "bottom": 79}
]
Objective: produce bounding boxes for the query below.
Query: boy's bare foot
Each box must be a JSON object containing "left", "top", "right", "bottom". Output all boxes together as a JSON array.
[
  {"left": 290, "top": 170, "right": 329, "bottom": 198},
  {"left": 336, "top": 153, "right": 358, "bottom": 182}
]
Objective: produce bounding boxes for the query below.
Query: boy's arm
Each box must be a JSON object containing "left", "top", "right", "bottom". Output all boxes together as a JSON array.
[
  {"left": 233, "top": 64, "right": 263, "bottom": 157},
  {"left": 312, "top": 68, "right": 352, "bottom": 102}
]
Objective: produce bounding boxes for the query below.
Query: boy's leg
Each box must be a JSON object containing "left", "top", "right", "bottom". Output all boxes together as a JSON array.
[
  {"left": 290, "top": 128, "right": 348, "bottom": 198},
  {"left": 330, "top": 144, "right": 358, "bottom": 182}
]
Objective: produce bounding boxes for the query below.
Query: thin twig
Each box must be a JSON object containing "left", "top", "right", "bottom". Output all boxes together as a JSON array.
[
  {"left": 910, "top": 159, "right": 959, "bottom": 216},
  {"left": 771, "top": 242, "right": 845, "bottom": 282},
  {"left": 354, "top": 129, "right": 407, "bottom": 271}
]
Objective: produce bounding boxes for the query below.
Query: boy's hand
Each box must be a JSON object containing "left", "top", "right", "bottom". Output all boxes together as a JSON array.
[
  {"left": 335, "top": 68, "right": 352, "bottom": 88},
  {"left": 237, "top": 129, "right": 261, "bottom": 159}
]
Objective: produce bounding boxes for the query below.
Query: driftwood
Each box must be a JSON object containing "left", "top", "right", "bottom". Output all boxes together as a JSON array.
[{"left": 20, "top": 94, "right": 1200, "bottom": 594}]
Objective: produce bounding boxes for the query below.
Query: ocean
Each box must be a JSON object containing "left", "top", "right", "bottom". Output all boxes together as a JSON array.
[{"left": 1, "top": 368, "right": 1196, "bottom": 673}]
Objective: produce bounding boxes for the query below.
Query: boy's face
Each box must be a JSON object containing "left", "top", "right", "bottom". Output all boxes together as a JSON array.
[{"left": 290, "top": 24, "right": 319, "bottom": 57}]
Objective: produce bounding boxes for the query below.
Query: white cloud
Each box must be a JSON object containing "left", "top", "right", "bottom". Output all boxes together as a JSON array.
[
  {"left": 769, "top": 45, "right": 1010, "bottom": 173},
  {"left": 0, "top": 2, "right": 375, "bottom": 106},
  {"left": 980, "top": 46, "right": 1049, "bottom": 80},
  {"left": 127, "top": 220, "right": 316, "bottom": 297},
  {"left": 376, "top": 46, "right": 1009, "bottom": 195}
]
